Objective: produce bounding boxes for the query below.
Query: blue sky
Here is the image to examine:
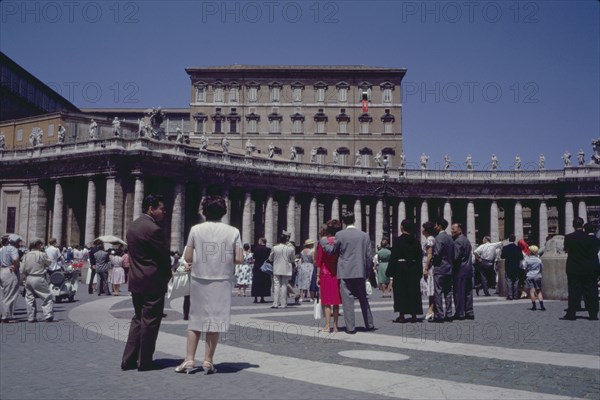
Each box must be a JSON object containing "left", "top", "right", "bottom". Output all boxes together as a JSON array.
[{"left": 1, "top": 0, "right": 598, "bottom": 169}]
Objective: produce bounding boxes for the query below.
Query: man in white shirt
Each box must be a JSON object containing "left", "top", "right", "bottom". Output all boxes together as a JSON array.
[
  {"left": 473, "top": 236, "right": 503, "bottom": 296},
  {"left": 1, "top": 234, "right": 22, "bottom": 322},
  {"left": 45, "top": 238, "right": 63, "bottom": 272}
]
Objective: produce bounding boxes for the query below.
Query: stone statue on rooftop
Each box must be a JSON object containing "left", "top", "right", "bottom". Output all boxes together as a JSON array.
[
  {"left": 355, "top": 151, "right": 362, "bottom": 167},
  {"left": 399, "top": 153, "right": 406, "bottom": 170},
  {"left": 57, "top": 124, "right": 66, "bottom": 144},
  {"left": 420, "top": 153, "right": 429, "bottom": 170},
  {"left": 562, "top": 150, "right": 571, "bottom": 167},
  {"left": 539, "top": 154, "right": 545, "bottom": 170},
  {"left": 374, "top": 151, "right": 383, "bottom": 167},
  {"left": 290, "top": 146, "right": 297, "bottom": 161},
  {"left": 29, "top": 127, "right": 43, "bottom": 147},
  {"left": 245, "top": 139, "right": 256, "bottom": 157},
  {"left": 577, "top": 149, "right": 585, "bottom": 166},
  {"left": 221, "top": 135, "right": 230, "bottom": 155},
  {"left": 112, "top": 117, "right": 121, "bottom": 137},
  {"left": 333, "top": 150, "right": 339, "bottom": 165},
  {"left": 200, "top": 133, "right": 208, "bottom": 150},
  {"left": 175, "top": 127, "right": 184, "bottom": 144},
  {"left": 514, "top": 154, "right": 522, "bottom": 171},
  {"left": 268, "top": 143, "right": 275, "bottom": 159},
  {"left": 89, "top": 119, "right": 98, "bottom": 140},
  {"left": 465, "top": 154, "right": 473, "bottom": 171},
  {"left": 590, "top": 138, "right": 600, "bottom": 166},
  {"left": 0, "top": 134, "right": 5, "bottom": 150},
  {"left": 491, "top": 154, "right": 498, "bottom": 171},
  {"left": 444, "top": 154, "right": 451, "bottom": 171},
  {"left": 310, "top": 147, "right": 318, "bottom": 163},
  {"left": 148, "top": 107, "right": 167, "bottom": 140}
]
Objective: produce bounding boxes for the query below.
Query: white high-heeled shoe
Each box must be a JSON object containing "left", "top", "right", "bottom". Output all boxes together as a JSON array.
[{"left": 174, "top": 360, "right": 195, "bottom": 374}]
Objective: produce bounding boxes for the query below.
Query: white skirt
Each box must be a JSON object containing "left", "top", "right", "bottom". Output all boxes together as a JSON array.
[{"left": 188, "top": 277, "right": 232, "bottom": 333}]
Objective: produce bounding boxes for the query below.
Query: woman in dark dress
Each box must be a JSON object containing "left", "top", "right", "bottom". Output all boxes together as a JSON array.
[
  {"left": 387, "top": 219, "right": 423, "bottom": 323},
  {"left": 251, "top": 237, "right": 272, "bottom": 303}
]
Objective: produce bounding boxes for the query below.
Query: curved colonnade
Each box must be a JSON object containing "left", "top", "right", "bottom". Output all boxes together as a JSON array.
[{"left": 1, "top": 137, "right": 599, "bottom": 251}]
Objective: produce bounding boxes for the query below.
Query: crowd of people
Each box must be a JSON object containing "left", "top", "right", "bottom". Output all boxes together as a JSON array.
[{"left": 2, "top": 193, "right": 599, "bottom": 375}]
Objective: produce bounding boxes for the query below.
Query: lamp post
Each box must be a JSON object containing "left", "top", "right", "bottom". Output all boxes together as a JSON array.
[{"left": 382, "top": 156, "right": 390, "bottom": 241}]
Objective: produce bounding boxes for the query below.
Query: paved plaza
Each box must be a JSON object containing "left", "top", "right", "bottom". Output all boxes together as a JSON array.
[{"left": 1, "top": 286, "right": 599, "bottom": 400}]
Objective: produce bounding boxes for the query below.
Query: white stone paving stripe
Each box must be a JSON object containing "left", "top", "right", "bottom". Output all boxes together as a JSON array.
[{"left": 69, "top": 297, "right": 581, "bottom": 400}]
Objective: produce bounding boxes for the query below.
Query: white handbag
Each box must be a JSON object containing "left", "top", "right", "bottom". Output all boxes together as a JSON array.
[
  {"left": 313, "top": 299, "right": 323, "bottom": 320},
  {"left": 365, "top": 280, "right": 373, "bottom": 296},
  {"left": 167, "top": 266, "right": 190, "bottom": 299}
]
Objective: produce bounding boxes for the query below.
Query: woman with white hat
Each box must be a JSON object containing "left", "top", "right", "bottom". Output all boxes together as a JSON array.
[{"left": 297, "top": 239, "right": 315, "bottom": 303}]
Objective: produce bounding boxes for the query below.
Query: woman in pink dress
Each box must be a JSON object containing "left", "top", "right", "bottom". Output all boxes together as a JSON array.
[{"left": 315, "top": 219, "right": 343, "bottom": 333}]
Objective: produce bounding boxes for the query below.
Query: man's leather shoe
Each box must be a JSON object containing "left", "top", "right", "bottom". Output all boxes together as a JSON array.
[
  {"left": 121, "top": 362, "right": 137, "bottom": 371},
  {"left": 345, "top": 329, "right": 357, "bottom": 335},
  {"left": 465, "top": 315, "right": 475, "bottom": 320},
  {"left": 138, "top": 363, "right": 160, "bottom": 371},
  {"left": 366, "top": 326, "right": 377, "bottom": 332},
  {"left": 559, "top": 314, "right": 576, "bottom": 321},
  {"left": 444, "top": 317, "right": 453, "bottom": 322},
  {"left": 452, "top": 315, "right": 465, "bottom": 321},
  {"left": 429, "top": 318, "right": 444, "bottom": 323}
]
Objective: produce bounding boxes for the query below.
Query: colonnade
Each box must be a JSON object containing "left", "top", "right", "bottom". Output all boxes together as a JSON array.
[{"left": 15, "top": 175, "right": 594, "bottom": 251}]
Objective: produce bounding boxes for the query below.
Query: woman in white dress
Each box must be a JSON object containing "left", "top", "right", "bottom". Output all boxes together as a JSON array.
[
  {"left": 421, "top": 222, "right": 436, "bottom": 320},
  {"left": 175, "top": 196, "right": 243, "bottom": 375}
]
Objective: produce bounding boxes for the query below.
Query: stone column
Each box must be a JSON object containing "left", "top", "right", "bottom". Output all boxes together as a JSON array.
[
  {"left": 420, "top": 200, "right": 429, "bottom": 246},
  {"left": 578, "top": 200, "right": 587, "bottom": 223},
  {"left": 331, "top": 197, "right": 340, "bottom": 222},
  {"left": 565, "top": 199, "right": 574, "bottom": 235},
  {"left": 309, "top": 195, "right": 318, "bottom": 243},
  {"left": 287, "top": 193, "right": 296, "bottom": 243},
  {"left": 539, "top": 201, "right": 548, "bottom": 248},
  {"left": 354, "top": 198, "right": 362, "bottom": 231},
  {"left": 28, "top": 183, "right": 48, "bottom": 243},
  {"left": 514, "top": 201, "right": 524, "bottom": 241},
  {"left": 18, "top": 185, "right": 31, "bottom": 244},
  {"left": 84, "top": 178, "right": 96, "bottom": 245},
  {"left": 170, "top": 182, "right": 185, "bottom": 252},
  {"left": 242, "top": 191, "right": 252, "bottom": 245},
  {"left": 467, "top": 201, "right": 476, "bottom": 245},
  {"left": 375, "top": 199, "right": 383, "bottom": 247},
  {"left": 104, "top": 175, "right": 124, "bottom": 237},
  {"left": 221, "top": 189, "right": 230, "bottom": 224},
  {"left": 397, "top": 200, "right": 406, "bottom": 227},
  {"left": 490, "top": 201, "right": 499, "bottom": 242},
  {"left": 132, "top": 174, "right": 144, "bottom": 220},
  {"left": 51, "top": 180, "right": 63, "bottom": 242},
  {"left": 443, "top": 201, "right": 452, "bottom": 234},
  {"left": 265, "top": 193, "right": 274, "bottom": 247}
]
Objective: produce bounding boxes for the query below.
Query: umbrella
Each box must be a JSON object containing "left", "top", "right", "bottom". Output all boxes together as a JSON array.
[{"left": 95, "top": 235, "right": 127, "bottom": 246}]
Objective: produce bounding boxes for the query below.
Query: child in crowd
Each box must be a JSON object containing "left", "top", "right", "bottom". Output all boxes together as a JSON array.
[{"left": 521, "top": 245, "right": 545, "bottom": 311}]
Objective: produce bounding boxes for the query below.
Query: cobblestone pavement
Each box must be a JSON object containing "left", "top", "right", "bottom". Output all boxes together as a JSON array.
[{"left": 1, "top": 286, "right": 599, "bottom": 400}]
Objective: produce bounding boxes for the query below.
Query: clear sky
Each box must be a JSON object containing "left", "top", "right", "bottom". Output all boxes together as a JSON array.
[{"left": 1, "top": 0, "right": 598, "bottom": 169}]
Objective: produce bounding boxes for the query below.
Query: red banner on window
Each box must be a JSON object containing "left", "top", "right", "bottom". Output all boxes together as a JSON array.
[{"left": 362, "top": 100, "right": 369, "bottom": 113}]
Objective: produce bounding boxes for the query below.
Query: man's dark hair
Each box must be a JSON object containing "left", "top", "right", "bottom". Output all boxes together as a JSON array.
[
  {"left": 142, "top": 194, "right": 164, "bottom": 214},
  {"left": 572, "top": 217, "right": 585, "bottom": 229},
  {"left": 435, "top": 217, "right": 448, "bottom": 230},
  {"left": 583, "top": 222, "right": 596, "bottom": 234},
  {"left": 508, "top": 234, "right": 516, "bottom": 242},
  {"left": 243, "top": 243, "right": 250, "bottom": 251},
  {"left": 342, "top": 211, "right": 355, "bottom": 225},
  {"left": 401, "top": 219, "right": 416, "bottom": 235},
  {"left": 258, "top": 237, "right": 267, "bottom": 245},
  {"left": 278, "top": 233, "right": 289, "bottom": 244},
  {"left": 453, "top": 222, "right": 464, "bottom": 233},
  {"left": 201, "top": 195, "right": 227, "bottom": 221}
]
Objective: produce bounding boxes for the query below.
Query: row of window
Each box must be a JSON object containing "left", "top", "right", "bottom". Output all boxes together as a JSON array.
[
  {"left": 1, "top": 65, "right": 62, "bottom": 112},
  {"left": 194, "top": 82, "right": 395, "bottom": 105},
  {"left": 194, "top": 108, "right": 396, "bottom": 135}
]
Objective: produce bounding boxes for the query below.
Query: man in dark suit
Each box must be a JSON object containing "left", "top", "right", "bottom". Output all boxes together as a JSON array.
[
  {"left": 501, "top": 234, "right": 523, "bottom": 300},
  {"left": 431, "top": 218, "right": 454, "bottom": 323},
  {"left": 451, "top": 223, "right": 474, "bottom": 320},
  {"left": 562, "top": 217, "right": 600, "bottom": 321},
  {"left": 121, "top": 194, "right": 172, "bottom": 371},
  {"left": 320, "top": 211, "right": 374, "bottom": 334}
]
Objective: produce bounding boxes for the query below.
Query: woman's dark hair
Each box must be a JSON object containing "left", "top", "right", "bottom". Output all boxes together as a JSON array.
[
  {"left": 243, "top": 243, "right": 250, "bottom": 251},
  {"left": 380, "top": 239, "right": 389, "bottom": 248},
  {"left": 278, "top": 234, "right": 289, "bottom": 244},
  {"left": 326, "top": 219, "right": 342, "bottom": 236},
  {"left": 422, "top": 221, "right": 435, "bottom": 236},
  {"left": 401, "top": 219, "right": 416, "bottom": 235},
  {"left": 201, "top": 195, "right": 227, "bottom": 221}
]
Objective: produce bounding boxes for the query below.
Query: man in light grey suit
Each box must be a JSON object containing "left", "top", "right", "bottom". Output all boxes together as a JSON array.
[
  {"left": 320, "top": 212, "right": 375, "bottom": 334},
  {"left": 432, "top": 218, "right": 454, "bottom": 323}
]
